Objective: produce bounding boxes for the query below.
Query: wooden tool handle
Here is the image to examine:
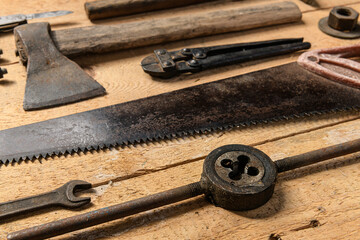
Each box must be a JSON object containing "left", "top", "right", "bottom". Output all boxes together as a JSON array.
[
  {"left": 85, "top": 0, "right": 211, "bottom": 20},
  {"left": 52, "top": 1, "right": 302, "bottom": 57}
]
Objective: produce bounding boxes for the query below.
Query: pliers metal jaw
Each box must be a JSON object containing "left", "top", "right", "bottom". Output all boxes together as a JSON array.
[{"left": 141, "top": 38, "right": 311, "bottom": 78}]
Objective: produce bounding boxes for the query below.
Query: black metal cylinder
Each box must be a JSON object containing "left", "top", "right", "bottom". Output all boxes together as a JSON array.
[
  {"left": 275, "top": 138, "right": 360, "bottom": 173},
  {"left": 7, "top": 182, "right": 203, "bottom": 240}
]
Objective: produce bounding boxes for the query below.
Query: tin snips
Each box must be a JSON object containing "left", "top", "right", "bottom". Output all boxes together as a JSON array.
[{"left": 141, "top": 38, "right": 311, "bottom": 78}]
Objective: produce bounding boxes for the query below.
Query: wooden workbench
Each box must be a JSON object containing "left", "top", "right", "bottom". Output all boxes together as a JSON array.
[{"left": 0, "top": 0, "right": 359, "bottom": 239}]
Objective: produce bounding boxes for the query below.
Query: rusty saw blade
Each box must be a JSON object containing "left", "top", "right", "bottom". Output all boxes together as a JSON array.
[{"left": 0, "top": 62, "right": 359, "bottom": 164}]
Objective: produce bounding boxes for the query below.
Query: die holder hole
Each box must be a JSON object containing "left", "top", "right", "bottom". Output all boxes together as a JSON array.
[
  {"left": 228, "top": 155, "right": 250, "bottom": 180},
  {"left": 221, "top": 159, "right": 232, "bottom": 168},
  {"left": 247, "top": 166, "right": 259, "bottom": 176},
  {"left": 337, "top": 8, "right": 352, "bottom": 16},
  {"left": 238, "top": 155, "right": 250, "bottom": 163},
  {"left": 229, "top": 162, "right": 241, "bottom": 180}
]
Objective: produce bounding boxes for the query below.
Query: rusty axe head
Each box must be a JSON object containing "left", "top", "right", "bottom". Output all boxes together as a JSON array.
[{"left": 14, "top": 22, "right": 106, "bottom": 110}]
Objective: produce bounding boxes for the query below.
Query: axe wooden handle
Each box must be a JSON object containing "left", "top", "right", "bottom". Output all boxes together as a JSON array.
[
  {"left": 52, "top": 1, "right": 301, "bottom": 56},
  {"left": 85, "top": 0, "right": 211, "bottom": 20}
]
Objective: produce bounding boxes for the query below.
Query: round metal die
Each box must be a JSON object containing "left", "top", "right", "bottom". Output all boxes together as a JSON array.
[{"left": 200, "top": 144, "right": 277, "bottom": 211}]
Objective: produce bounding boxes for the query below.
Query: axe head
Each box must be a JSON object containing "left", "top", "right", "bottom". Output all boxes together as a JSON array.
[{"left": 14, "top": 22, "right": 106, "bottom": 110}]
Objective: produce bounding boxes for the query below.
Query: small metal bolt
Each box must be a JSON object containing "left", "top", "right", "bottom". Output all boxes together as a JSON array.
[
  {"left": 195, "top": 52, "right": 206, "bottom": 59},
  {"left": 156, "top": 49, "right": 166, "bottom": 55},
  {"left": 188, "top": 59, "right": 199, "bottom": 67},
  {"left": 181, "top": 48, "right": 192, "bottom": 54},
  {"left": 163, "top": 61, "right": 173, "bottom": 67}
]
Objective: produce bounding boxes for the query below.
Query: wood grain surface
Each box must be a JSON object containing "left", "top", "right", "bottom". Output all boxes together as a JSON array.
[
  {"left": 85, "top": 0, "right": 211, "bottom": 20},
  {"left": 0, "top": 0, "right": 360, "bottom": 239}
]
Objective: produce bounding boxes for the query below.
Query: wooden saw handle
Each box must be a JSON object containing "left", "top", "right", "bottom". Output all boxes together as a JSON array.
[
  {"left": 52, "top": 1, "right": 302, "bottom": 56},
  {"left": 85, "top": 0, "right": 211, "bottom": 20}
]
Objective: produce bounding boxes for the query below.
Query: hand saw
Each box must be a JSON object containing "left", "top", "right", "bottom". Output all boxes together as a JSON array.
[{"left": 1, "top": 45, "right": 360, "bottom": 164}]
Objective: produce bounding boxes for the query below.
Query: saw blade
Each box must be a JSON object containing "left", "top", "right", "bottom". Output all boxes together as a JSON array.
[{"left": 1, "top": 62, "right": 359, "bottom": 164}]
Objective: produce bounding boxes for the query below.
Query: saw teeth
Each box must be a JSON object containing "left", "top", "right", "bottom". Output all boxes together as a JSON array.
[{"left": 0, "top": 107, "right": 359, "bottom": 165}]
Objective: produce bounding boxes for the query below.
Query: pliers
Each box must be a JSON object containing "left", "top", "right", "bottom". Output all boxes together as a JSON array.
[{"left": 141, "top": 38, "right": 311, "bottom": 78}]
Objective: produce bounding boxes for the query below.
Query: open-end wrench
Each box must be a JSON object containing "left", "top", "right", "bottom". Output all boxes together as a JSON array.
[{"left": 0, "top": 180, "right": 92, "bottom": 220}]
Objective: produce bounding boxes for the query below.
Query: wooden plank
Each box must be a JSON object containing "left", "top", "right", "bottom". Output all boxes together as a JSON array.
[{"left": 1, "top": 118, "right": 359, "bottom": 239}]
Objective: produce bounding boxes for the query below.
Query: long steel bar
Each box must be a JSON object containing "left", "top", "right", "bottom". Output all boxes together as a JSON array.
[
  {"left": 275, "top": 138, "right": 360, "bottom": 172},
  {"left": 7, "top": 182, "right": 203, "bottom": 240}
]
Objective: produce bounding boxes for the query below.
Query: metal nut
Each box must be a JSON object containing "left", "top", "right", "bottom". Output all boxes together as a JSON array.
[{"left": 328, "top": 7, "right": 359, "bottom": 31}]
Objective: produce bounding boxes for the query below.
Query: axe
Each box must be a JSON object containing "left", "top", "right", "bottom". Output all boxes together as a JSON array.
[{"left": 14, "top": 1, "right": 301, "bottom": 110}]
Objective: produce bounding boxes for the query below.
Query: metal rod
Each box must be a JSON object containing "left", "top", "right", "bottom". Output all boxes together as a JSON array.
[
  {"left": 7, "top": 182, "right": 203, "bottom": 240},
  {"left": 275, "top": 138, "right": 360, "bottom": 173}
]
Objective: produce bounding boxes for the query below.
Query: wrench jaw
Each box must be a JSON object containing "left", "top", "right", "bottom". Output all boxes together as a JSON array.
[{"left": 59, "top": 180, "right": 92, "bottom": 208}]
